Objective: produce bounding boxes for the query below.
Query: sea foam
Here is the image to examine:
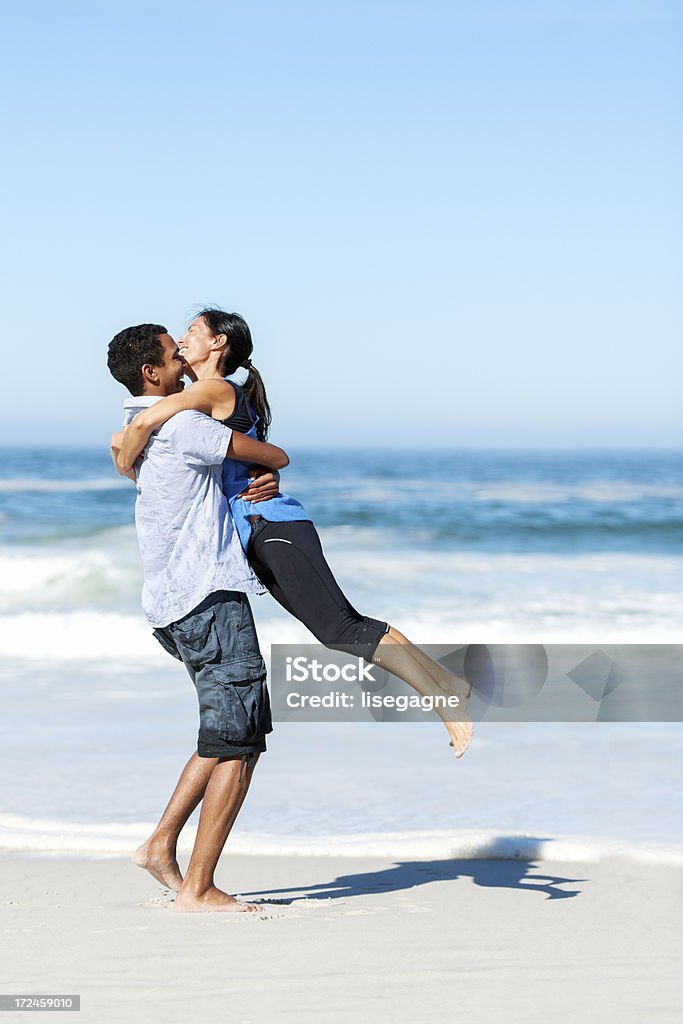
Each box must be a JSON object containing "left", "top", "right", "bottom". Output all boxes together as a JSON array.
[
  {"left": 0, "top": 611, "right": 166, "bottom": 661},
  {"left": 0, "top": 477, "right": 130, "bottom": 493},
  {"left": 1, "top": 813, "right": 681, "bottom": 865}
]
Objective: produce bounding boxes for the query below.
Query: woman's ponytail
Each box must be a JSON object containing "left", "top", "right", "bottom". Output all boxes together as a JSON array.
[
  {"left": 242, "top": 363, "right": 272, "bottom": 441},
  {"left": 197, "top": 307, "right": 273, "bottom": 440}
]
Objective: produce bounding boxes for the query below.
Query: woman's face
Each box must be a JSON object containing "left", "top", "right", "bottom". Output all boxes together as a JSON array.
[{"left": 177, "top": 317, "right": 217, "bottom": 367}]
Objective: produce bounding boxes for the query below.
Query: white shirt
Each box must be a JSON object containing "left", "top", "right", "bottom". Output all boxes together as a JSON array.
[{"left": 123, "top": 397, "right": 264, "bottom": 627}]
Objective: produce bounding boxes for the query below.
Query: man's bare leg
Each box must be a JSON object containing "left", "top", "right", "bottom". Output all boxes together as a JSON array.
[
  {"left": 132, "top": 752, "right": 216, "bottom": 891},
  {"left": 372, "top": 627, "right": 474, "bottom": 758},
  {"left": 174, "top": 754, "right": 260, "bottom": 913}
]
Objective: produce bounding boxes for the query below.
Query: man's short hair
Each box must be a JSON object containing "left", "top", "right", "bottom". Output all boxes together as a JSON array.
[{"left": 107, "top": 324, "right": 167, "bottom": 396}]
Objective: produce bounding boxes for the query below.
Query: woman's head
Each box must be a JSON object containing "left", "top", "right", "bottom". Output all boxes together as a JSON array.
[
  {"left": 182, "top": 307, "right": 271, "bottom": 440},
  {"left": 179, "top": 310, "right": 252, "bottom": 375}
]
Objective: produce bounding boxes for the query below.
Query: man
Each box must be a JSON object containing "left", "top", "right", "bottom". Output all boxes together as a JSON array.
[{"left": 107, "top": 323, "right": 288, "bottom": 913}]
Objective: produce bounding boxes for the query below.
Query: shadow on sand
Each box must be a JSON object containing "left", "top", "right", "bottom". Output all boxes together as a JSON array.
[{"left": 241, "top": 836, "right": 588, "bottom": 905}]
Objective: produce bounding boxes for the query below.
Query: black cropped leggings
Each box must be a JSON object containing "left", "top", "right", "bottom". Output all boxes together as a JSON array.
[{"left": 246, "top": 519, "right": 388, "bottom": 662}]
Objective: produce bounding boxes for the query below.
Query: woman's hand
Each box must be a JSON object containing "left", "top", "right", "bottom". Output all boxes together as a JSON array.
[
  {"left": 110, "top": 429, "right": 137, "bottom": 482},
  {"left": 117, "top": 417, "right": 152, "bottom": 473}
]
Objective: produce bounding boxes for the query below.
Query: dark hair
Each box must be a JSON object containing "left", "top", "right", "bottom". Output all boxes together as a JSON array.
[
  {"left": 107, "top": 324, "right": 167, "bottom": 396},
  {"left": 195, "top": 308, "right": 272, "bottom": 440}
]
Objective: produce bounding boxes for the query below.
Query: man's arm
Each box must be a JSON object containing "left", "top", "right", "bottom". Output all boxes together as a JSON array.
[
  {"left": 169, "top": 410, "right": 289, "bottom": 475},
  {"left": 165, "top": 412, "right": 287, "bottom": 503},
  {"left": 119, "top": 400, "right": 289, "bottom": 474},
  {"left": 227, "top": 431, "right": 289, "bottom": 471}
]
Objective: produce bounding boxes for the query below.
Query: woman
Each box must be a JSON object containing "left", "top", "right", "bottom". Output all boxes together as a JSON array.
[{"left": 118, "top": 309, "right": 473, "bottom": 757}]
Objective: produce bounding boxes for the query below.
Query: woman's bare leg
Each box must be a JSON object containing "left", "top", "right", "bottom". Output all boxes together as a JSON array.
[
  {"left": 372, "top": 627, "right": 473, "bottom": 758},
  {"left": 247, "top": 522, "right": 473, "bottom": 757}
]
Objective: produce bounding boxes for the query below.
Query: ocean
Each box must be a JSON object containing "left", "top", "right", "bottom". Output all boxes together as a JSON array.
[{"left": 1, "top": 446, "right": 681, "bottom": 861}]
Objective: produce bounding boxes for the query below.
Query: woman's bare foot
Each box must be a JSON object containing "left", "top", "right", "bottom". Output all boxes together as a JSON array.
[
  {"left": 173, "top": 884, "right": 261, "bottom": 914},
  {"left": 447, "top": 720, "right": 474, "bottom": 759},
  {"left": 372, "top": 630, "right": 474, "bottom": 759},
  {"left": 132, "top": 839, "right": 184, "bottom": 892},
  {"left": 434, "top": 673, "right": 474, "bottom": 759}
]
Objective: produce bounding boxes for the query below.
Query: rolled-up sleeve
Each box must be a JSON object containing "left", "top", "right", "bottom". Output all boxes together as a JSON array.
[{"left": 168, "top": 411, "right": 232, "bottom": 467}]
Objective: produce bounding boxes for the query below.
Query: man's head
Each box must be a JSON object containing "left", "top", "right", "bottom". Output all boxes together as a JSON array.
[{"left": 107, "top": 324, "right": 185, "bottom": 397}]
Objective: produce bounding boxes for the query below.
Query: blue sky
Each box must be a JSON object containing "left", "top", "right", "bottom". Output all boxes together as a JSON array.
[{"left": 1, "top": 1, "right": 680, "bottom": 447}]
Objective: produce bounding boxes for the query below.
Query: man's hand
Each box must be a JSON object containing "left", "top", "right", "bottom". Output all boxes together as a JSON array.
[{"left": 239, "top": 467, "right": 280, "bottom": 503}]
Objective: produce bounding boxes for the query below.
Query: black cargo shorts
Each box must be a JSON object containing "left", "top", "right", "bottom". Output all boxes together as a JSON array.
[{"left": 153, "top": 590, "right": 272, "bottom": 762}]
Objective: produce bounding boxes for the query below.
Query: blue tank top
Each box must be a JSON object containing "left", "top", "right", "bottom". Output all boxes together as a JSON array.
[{"left": 220, "top": 381, "right": 310, "bottom": 551}]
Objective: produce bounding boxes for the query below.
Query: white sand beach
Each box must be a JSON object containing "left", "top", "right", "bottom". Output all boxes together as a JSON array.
[{"left": 2, "top": 851, "right": 681, "bottom": 1024}]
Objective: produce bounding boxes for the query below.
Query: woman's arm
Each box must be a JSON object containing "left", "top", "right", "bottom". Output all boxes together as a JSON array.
[
  {"left": 117, "top": 380, "right": 233, "bottom": 472},
  {"left": 110, "top": 430, "right": 137, "bottom": 481}
]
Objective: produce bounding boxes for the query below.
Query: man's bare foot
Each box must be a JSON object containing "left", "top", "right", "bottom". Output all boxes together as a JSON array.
[
  {"left": 132, "top": 840, "right": 184, "bottom": 892},
  {"left": 173, "top": 885, "right": 261, "bottom": 913}
]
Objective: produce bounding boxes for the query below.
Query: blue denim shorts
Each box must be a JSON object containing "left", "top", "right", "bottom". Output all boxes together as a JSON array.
[{"left": 153, "top": 591, "right": 272, "bottom": 760}]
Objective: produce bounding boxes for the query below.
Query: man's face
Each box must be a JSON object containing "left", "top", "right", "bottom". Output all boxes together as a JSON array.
[{"left": 151, "top": 334, "right": 186, "bottom": 395}]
